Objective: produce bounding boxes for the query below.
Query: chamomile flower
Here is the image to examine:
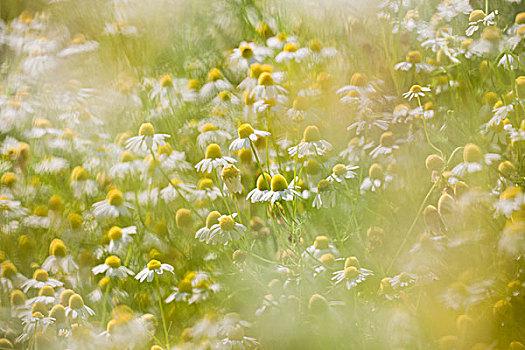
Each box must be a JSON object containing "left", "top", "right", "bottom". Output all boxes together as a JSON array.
[
  {"left": 394, "top": 51, "right": 434, "bottom": 73},
  {"left": 450, "top": 143, "right": 489, "bottom": 177},
  {"left": 193, "top": 178, "right": 222, "bottom": 201},
  {"left": 65, "top": 294, "right": 95, "bottom": 320},
  {"left": 23, "top": 205, "right": 50, "bottom": 229},
  {"left": 267, "top": 32, "right": 297, "bottom": 50},
  {"left": 251, "top": 72, "right": 287, "bottom": 101},
  {"left": 1, "top": 261, "right": 26, "bottom": 290},
  {"left": 312, "top": 179, "right": 335, "bottom": 209},
  {"left": 70, "top": 166, "right": 98, "bottom": 198},
  {"left": 360, "top": 163, "right": 388, "bottom": 193},
  {"left": 246, "top": 173, "right": 271, "bottom": 203},
  {"left": 160, "top": 178, "right": 195, "bottom": 203},
  {"left": 91, "top": 255, "right": 134, "bottom": 279},
  {"left": 196, "top": 123, "right": 232, "bottom": 150},
  {"left": 17, "top": 312, "right": 55, "bottom": 343},
  {"left": 221, "top": 164, "right": 242, "bottom": 194},
  {"left": 58, "top": 34, "right": 99, "bottom": 57},
  {"left": 288, "top": 125, "right": 332, "bottom": 158},
  {"left": 229, "top": 124, "right": 270, "bottom": 151},
  {"left": 302, "top": 236, "right": 339, "bottom": 262},
  {"left": 42, "top": 239, "right": 78, "bottom": 274},
  {"left": 332, "top": 257, "right": 373, "bottom": 290},
  {"left": 466, "top": 10, "right": 497, "bottom": 37},
  {"left": 27, "top": 286, "right": 56, "bottom": 306},
  {"left": 200, "top": 68, "right": 233, "bottom": 100},
  {"left": 107, "top": 226, "right": 136, "bottom": 253},
  {"left": 21, "top": 269, "right": 63, "bottom": 293},
  {"left": 326, "top": 164, "right": 359, "bottom": 183},
  {"left": 195, "top": 144, "right": 236, "bottom": 173},
  {"left": 220, "top": 326, "right": 259, "bottom": 350},
  {"left": 347, "top": 108, "right": 389, "bottom": 135},
  {"left": 262, "top": 174, "right": 299, "bottom": 203},
  {"left": 390, "top": 272, "right": 417, "bottom": 289},
  {"left": 207, "top": 214, "right": 246, "bottom": 245},
  {"left": 135, "top": 259, "right": 174, "bottom": 283},
  {"left": 196, "top": 211, "right": 221, "bottom": 243},
  {"left": 125, "top": 123, "right": 170, "bottom": 153},
  {"left": 275, "top": 42, "right": 306, "bottom": 63},
  {"left": 369, "top": 131, "right": 400, "bottom": 158},
  {"left": 92, "top": 189, "right": 131, "bottom": 219},
  {"left": 403, "top": 84, "right": 431, "bottom": 101},
  {"left": 165, "top": 278, "right": 194, "bottom": 303}
]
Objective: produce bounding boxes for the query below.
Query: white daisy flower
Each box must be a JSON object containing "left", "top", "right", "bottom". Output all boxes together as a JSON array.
[
  {"left": 246, "top": 173, "right": 272, "bottom": 203},
  {"left": 125, "top": 123, "right": 170, "bottom": 153},
  {"left": 312, "top": 180, "right": 336, "bottom": 209},
  {"left": 332, "top": 257, "right": 373, "bottom": 290},
  {"left": 229, "top": 124, "right": 270, "bottom": 151},
  {"left": 21, "top": 269, "right": 63, "bottom": 293},
  {"left": 41, "top": 239, "right": 78, "bottom": 274},
  {"left": 92, "top": 189, "right": 131, "bottom": 219},
  {"left": 200, "top": 68, "right": 233, "bottom": 100},
  {"left": 251, "top": 72, "right": 287, "bottom": 101},
  {"left": 135, "top": 259, "right": 174, "bottom": 283},
  {"left": 91, "top": 255, "right": 134, "bottom": 279},
  {"left": 275, "top": 42, "right": 307, "bottom": 63},
  {"left": 262, "top": 174, "right": 300, "bottom": 203},
  {"left": 107, "top": 226, "right": 136, "bottom": 253},
  {"left": 207, "top": 214, "right": 246, "bottom": 245},
  {"left": 403, "top": 84, "right": 431, "bottom": 101},
  {"left": 288, "top": 125, "right": 332, "bottom": 158},
  {"left": 394, "top": 51, "right": 434, "bottom": 73},
  {"left": 195, "top": 143, "right": 236, "bottom": 173},
  {"left": 466, "top": 10, "right": 497, "bottom": 37},
  {"left": 65, "top": 294, "right": 95, "bottom": 320}
]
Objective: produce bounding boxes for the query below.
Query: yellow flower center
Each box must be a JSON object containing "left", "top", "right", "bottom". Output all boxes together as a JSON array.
[
  {"left": 481, "top": 26, "right": 500, "bottom": 41},
  {"left": 219, "top": 90, "right": 231, "bottom": 101},
  {"left": 105, "top": 255, "right": 121, "bottom": 268},
  {"left": 34, "top": 269, "right": 48, "bottom": 282},
  {"left": 379, "top": 131, "right": 395, "bottom": 147},
  {"left": 69, "top": 294, "right": 84, "bottom": 309},
  {"left": 34, "top": 205, "right": 48, "bottom": 217},
  {"left": 369, "top": 163, "right": 384, "bottom": 180},
  {"left": 176, "top": 208, "right": 193, "bottom": 228},
  {"left": 1, "top": 172, "right": 16, "bottom": 187},
  {"left": 11, "top": 290, "right": 26, "bottom": 306},
  {"left": 108, "top": 189, "right": 124, "bottom": 206},
  {"left": 147, "top": 259, "right": 162, "bottom": 271},
  {"left": 178, "top": 279, "right": 193, "bottom": 293},
  {"left": 48, "top": 194, "right": 63, "bottom": 211},
  {"left": 51, "top": 239, "right": 67, "bottom": 257},
  {"left": 238, "top": 124, "right": 255, "bottom": 139},
  {"left": 314, "top": 236, "right": 329, "bottom": 250},
  {"left": 120, "top": 151, "right": 135, "bottom": 163},
  {"left": 320, "top": 253, "right": 335, "bottom": 266},
  {"left": 333, "top": 164, "right": 347, "bottom": 176},
  {"left": 258, "top": 72, "right": 274, "bottom": 86},
  {"left": 68, "top": 213, "right": 83, "bottom": 229},
  {"left": 108, "top": 226, "right": 123, "bottom": 241},
  {"left": 139, "top": 123, "right": 155, "bottom": 137},
  {"left": 221, "top": 164, "right": 239, "bottom": 179},
  {"left": 516, "top": 12, "right": 525, "bottom": 25},
  {"left": 406, "top": 51, "right": 422, "bottom": 64},
  {"left": 201, "top": 123, "right": 217, "bottom": 133},
  {"left": 317, "top": 179, "right": 332, "bottom": 192},
  {"left": 463, "top": 143, "right": 482, "bottom": 163},
  {"left": 187, "top": 79, "right": 200, "bottom": 90},
  {"left": 160, "top": 74, "right": 173, "bottom": 88},
  {"left": 303, "top": 125, "right": 321, "bottom": 142},
  {"left": 410, "top": 85, "right": 423, "bottom": 93},
  {"left": 240, "top": 45, "right": 253, "bottom": 59},
  {"left": 271, "top": 174, "right": 288, "bottom": 192},
  {"left": 469, "top": 10, "right": 486, "bottom": 22},
  {"left": 344, "top": 266, "right": 359, "bottom": 279},
  {"left": 425, "top": 154, "right": 444, "bottom": 171},
  {"left": 309, "top": 39, "right": 322, "bottom": 52},
  {"left": 344, "top": 256, "right": 360, "bottom": 269},
  {"left": 50, "top": 304, "right": 66, "bottom": 323},
  {"left": 205, "top": 143, "right": 222, "bottom": 159},
  {"left": 2, "top": 262, "right": 18, "bottom": 279},
  {"left": 256, "top": 173, "right": 272, "bottom": 191},
  {"left": 39, "top": 286, "right": 54, "bottom": 297},
  {"left": 198, "top": 178, "right": 214, "bottom": 190},
  {"left": 219, "top": 216, "right": 235, "bottom": 231},
  {"left": 206, "top": 211, "right": 221, "bottom": 228},
  {"left": 207, "top": 68, "right": 223, "bottom": 82},
  {"left": 284, "top": 43, "right": 297, "bottom": 52}
]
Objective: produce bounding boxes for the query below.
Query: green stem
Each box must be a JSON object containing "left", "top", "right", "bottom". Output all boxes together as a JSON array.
[{"left": 156, "top": 275, "right": 170, "bottom": 349}]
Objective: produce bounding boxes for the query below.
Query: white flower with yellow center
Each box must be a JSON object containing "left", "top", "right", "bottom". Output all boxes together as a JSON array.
[
  {"left": 327, "top": 164, "right": 359, "bottom": 183},
  {"left": 251, "top": 72, "right": 287, "bottom": 100},
  {"left": 160, "top": 178, "right": 195, "bottom": 203},
  {"left": 42, "top": 239, "right": 78, "bottom": 274},
  {"left": 196, "top": 211, "right": 221, "bottom": 243},
  {"left": 221, "top": 164, "right": 242, "bottom": 194},
  {"left": 195, "top": 143, "right": 236, "bottom": 173},
  {"left": 200, "top": 68, "right": 233, "bottom": 100},
  {"left": 247, "top": 173, "right": 272, "bottom": 203},
  {"left": 229, "top": 42, "right": 271, "bottom": 72},
  {"left": 91, "top": 255, "right": 134, "bottom": 279},
  {"left": 394, "top": 51, "right": 434, "bottom": 73},
  {"left": 196, "top": 123, "right": 232, "bottom": 150},
  {"left": 65, "top": 294, "right": 95, "bottom": 320},
  {"left": 369, "top": 131, "right": 400, "bottom": 159},
  {"left": 58, "top": 33, "right": 99, "bottom": 57},
  {"left": 332, "top": 257, "right": 373, "bottom": 290},
  {"left": 21, "top": 269, "right": 63, "bottom": 293},
  {"left": 92, "top": 189, "right": 131, "bottom": 219},
  {"left": 275, "top": 42, "right": 307, "bottom": 63},
  {"left": 466, "top": 10, "right": 497, "bottom": 36},
  {"left": 135, "top": 259, "right": 174, "bottom": 283},
  {"left": 207, "top": 214, "right": 246, "bottom": 245},
  {"left": 403, "top": 84, "right": 431, "bottom": 101},
  {"left": 125, "top": 122, "right": 170, "bottom": 153},
  {"left": 70, "top": 166, "right": 98, "bottom": 198},
  {"left": 267, "top": 32, "right": 297, "bottom": 49},
  {"left": 262, "top": 174, "right": 299, "bottom": 203},
  {"left": 107, "top": 225, "right": 136, "bottom": 253},
  {"left": 229, "top": 124, "right": 270, "bottom": 152},
  {"left": 288, "top": 125, "right": 332, "bottom": 158},
  {"left": 192, "top": 178, "right": 222, "bottom": 201},
  {"left": 312, "top": 180, "right": 335, "bottom": 209}
]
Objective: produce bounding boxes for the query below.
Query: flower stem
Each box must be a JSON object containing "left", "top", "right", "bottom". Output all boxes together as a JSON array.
[{"left": 156, "top": 275, "right": 170, "bottom": 349}]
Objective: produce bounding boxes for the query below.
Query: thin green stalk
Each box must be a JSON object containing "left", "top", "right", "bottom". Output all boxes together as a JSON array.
[{"left": 155, "top": 275, "right": 170, "bottom": 349}]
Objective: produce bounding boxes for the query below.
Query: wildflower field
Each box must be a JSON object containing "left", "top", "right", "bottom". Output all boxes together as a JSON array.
[{"left": 1, "top": 0, "right": 525, "bottom": 349}]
